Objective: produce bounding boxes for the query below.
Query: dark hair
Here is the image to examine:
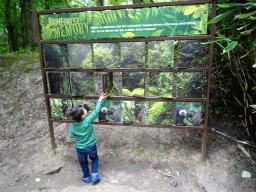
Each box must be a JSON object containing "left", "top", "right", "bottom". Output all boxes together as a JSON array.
[{"left": 69, "top": 105, "right": 84, "bottom": 122}]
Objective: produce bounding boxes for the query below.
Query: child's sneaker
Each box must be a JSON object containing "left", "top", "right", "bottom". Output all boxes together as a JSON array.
[
  {"left": 82, "top": 175, "right": 91, "bottom": 183},
  {"left": 91, "top": 174, "right": 101, "bottom": 182}
]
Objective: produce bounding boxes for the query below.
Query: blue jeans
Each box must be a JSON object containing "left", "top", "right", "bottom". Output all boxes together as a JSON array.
[{"left": 76, "top": 143, "right": 99, "bottom": 178}]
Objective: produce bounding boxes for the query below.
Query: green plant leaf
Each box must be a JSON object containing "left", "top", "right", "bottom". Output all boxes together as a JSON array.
[
  {"left": 10, "top": 106, "right": 15, "bottom": 112},
  {"left": 236, "top": 11, "right": 256, "bottom": 19},
  {"left": 202, "top": 38, "right": 231, "bottom": 44},
  {"left": 216, "top": 31, "right": 226, "bottom": 39},
  {"left": 216, "top": 42, "right": 225, "bottom": 50},
  {"left": 208, "top": 9, "right": 237, "bottom": 24},
  {"left": 223, "top": 41, "right": 238, "bottom": 53},
  {"left": 217, "top": 3, "right": 248, "bottom": 8}
]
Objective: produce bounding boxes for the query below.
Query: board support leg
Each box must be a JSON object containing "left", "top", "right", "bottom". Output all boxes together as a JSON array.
[{"left": 201, "top": 128, "right": 208, "bottom": 162}]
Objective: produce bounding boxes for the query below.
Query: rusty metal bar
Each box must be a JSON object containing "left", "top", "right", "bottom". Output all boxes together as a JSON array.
[
  {"left": 36, "top": 0, "right": 214, "bottom": 14},
  {"left": 202, "top": 0, "right": 216, "bottom": 161},
  {"left": 44, "top": 67, "right": 210, "bottom": 72},
  {"left": 41, "top": 35, "right": 211, "bottom": 44},
  {"left": 51, "top": 119, "right": 205, "bottom": 129},
  {"left": 35, "top": 12, "right": 57, "bottom": 150},
  {"left": 47, "top": 94, "right": 207, "bottom": 102}
]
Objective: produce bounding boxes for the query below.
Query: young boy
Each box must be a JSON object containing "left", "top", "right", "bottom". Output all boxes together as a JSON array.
[{"left": 69, "top": 93, "right": 106, "bottom": 183}]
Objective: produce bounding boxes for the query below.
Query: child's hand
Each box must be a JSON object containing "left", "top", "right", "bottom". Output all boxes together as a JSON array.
[{"left": 99, "top": 93, "right": 107, "bottom": 101}]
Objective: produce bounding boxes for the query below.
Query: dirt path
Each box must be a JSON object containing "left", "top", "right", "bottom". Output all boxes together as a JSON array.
[{"left": 0, "top": 61, "right": 255, "bottom": 192}]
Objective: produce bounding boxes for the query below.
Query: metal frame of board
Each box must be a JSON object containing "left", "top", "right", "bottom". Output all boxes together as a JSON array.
[{"left": 35, "top": 0, "right": 216, "bottom": 161}]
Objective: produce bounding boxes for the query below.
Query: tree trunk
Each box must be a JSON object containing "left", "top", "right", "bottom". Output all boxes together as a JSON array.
[
  {"left": 5, "top": 0, "right": 18, "bottom": 52},
  {"left": 24, "top": 0, "right": 37, "bottom": 49},
  {"left": 20, "top": 0, "right": 26, "bottom": 49}
]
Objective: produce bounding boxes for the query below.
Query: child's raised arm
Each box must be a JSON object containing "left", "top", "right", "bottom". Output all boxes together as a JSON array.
[{"left": 86, "top": 93, "right": 106, "bottom": 122}]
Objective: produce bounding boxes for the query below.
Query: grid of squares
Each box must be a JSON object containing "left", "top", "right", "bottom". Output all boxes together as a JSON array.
[{"left": 44, "top": 40, "right": 208, "bottom": 126}]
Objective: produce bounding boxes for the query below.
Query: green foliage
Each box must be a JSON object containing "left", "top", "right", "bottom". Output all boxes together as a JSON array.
[
  {"left": 177, "top": 72, "right": 203, "bottom": 98},
  {"left": 71, "top": 72, "right": 95, "bottom": 96},
  {"left": 121, "top": 42, "right": 145, "bottom": 68},
  {"left": 94, "top": 43, "right": 119, "bottom": 68},
  {"left": 68, "top": 44, "right": 92, "bottom": 68},
  {"left": 104, "top": 72, "right": 120, "bottom": 97},
  {"left": 131, "top": 88, "right": 144, "bottom": 97},
  {"left": 149, "top": 102, "right": 173, "bottom": 125},
  {"left": 0, "top": 52, "right": 39, "bottom": 70},
  {"left": 208, "top": 1, "right": 256, "bottom": 52},
  {"left": 149, "top": 102, "right": 164, "bottom": 124},
  {"left": 178, "top": 40, "right": 207, "bottom": 68},
  {"left": 148, "top": 41, "right": 174, "bottom": 68},
  {"left": 10, "top": 107, "right": 15, "bottom": 112},
  {"left": 122, "top": 72, "right": 144, "bottom": 92},
  {"left": 122, "top": 88, "right": 132, "bottom": 96},
  {"left": 81, "top": 51, "right": 93, "bottom": 68},
  {"left": 51, "top": 99, "right": 72, "bottom": 118},
  {"left": 135, "top": 147, "right": 145, "bottom": 157},
  {"left": 148, "top": 87, "right": 158, "bottom": 96},
  {"left": 122, "top": 88, "right": 144, "bottom": 97},
  {"left": 215, "top": 107, "right": 222, "bottom": 115},
  {"left": 0, "top": 51, "right": 40, "bottom": 89},
  {"left": 218, "top": 140, "right": 225, "bottom": 144},
  {"left": 38, "top": 187, "right": 47, "bottom": 191},
  {"left": 122, "top": 101, "right": 135, "bottom": 121},
  {"left": 106, "top": 0, "right": 129, "bottom": 6},
  {"left": 122, "top": 101, "right": 146, "bottom": 123},
  {"left": 208, "top": 0, "right": 256, "bottom": 142},
  {"left": 149, "top": 72, "right": 173, "bottom": 98}
]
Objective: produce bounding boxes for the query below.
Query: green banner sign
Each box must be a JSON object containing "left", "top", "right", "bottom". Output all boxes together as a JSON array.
[{"left": 40, "top": 4, "right": 209, "bottom": 40}]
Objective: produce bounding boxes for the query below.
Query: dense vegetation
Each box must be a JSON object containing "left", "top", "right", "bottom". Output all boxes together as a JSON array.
[
  {"left": 208, "top": 0, "right": 256, "bottom": 143},
  {"left": 0, "top": 0, "right": 255, "bottom": 143}
]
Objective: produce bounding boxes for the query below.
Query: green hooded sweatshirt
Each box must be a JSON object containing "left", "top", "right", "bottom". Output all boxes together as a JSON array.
[{"left": 69, "top": 100, "right": 102, "bottom": 149}]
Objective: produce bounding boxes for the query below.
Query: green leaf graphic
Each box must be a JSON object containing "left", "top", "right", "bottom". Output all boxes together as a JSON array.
[
  {"left": 105, "top": 12, "right": 111, "bottom": 23},
  {"left": 152, "top": 30, "right": 164, "bottom": 37},
  {"left": 117, "top": 10, "right": 123, "bottom": 19},
  {"left": 123, "top": 32, "right": 135, "bottom": 37},
  {"left": 164, "top": 14, "right": 175, "bottom": 19},
  {"left": 128, "top": 13, "right": 134, "bottom": 18},
  {"left": 102, "top": 12, "right": 108, "bottom": 24},
  {"left": 146, "top": 8, "right": 150, "bottom": 20},
  {"left": 184, "top": 5, "right": 197, "bottom": 15}
]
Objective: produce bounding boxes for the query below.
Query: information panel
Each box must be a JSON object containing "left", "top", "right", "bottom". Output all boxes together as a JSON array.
[{"left": 40, "top": 4, "right": 209, "bottom": 40}]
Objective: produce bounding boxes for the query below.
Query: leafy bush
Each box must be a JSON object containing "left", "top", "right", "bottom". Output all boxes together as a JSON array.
[
  {"left": 122, "top": 88, "right": 132, "bottom": 96},
  {"left": 208, "top": 0, "right": 256, "bottom": 142},
  {"left": 131, "top": 88, "right": 144, "bottom": 97}
]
